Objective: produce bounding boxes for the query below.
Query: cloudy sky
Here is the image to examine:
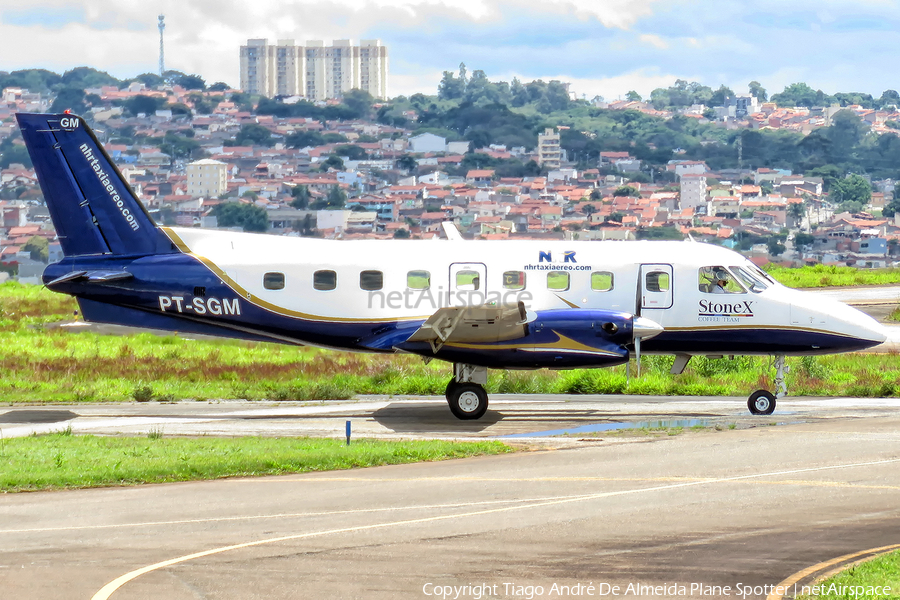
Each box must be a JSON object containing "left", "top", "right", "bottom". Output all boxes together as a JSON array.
[{"left": 2, "top": 0, "right": 899, "bottom": 100}]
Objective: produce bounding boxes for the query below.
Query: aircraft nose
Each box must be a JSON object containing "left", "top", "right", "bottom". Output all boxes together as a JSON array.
[
  {"left": 818, "top": 298, "right": 887, "bottom": 349},
  {"left": 633, "top": 316, "right": 664, "bottom": 340}
]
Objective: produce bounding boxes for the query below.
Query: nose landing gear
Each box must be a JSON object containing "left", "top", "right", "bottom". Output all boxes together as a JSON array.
[{"left": 747, "top": 355, "right": 786, "bottom": 415}]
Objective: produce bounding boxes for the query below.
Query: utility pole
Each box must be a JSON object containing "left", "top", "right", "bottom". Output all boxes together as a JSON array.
[{"left": 158, "top": 15, "right": 166, "bottom": 77}]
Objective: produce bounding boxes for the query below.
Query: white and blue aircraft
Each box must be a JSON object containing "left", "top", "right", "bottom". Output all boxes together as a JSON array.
[{"left": 15, "top": 113, "right": 887, "bottom": 419}]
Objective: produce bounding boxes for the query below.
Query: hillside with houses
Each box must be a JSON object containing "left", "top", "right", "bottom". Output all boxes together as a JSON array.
[{"left": 2, "top": 69, "right": 900, "bottom": 281}]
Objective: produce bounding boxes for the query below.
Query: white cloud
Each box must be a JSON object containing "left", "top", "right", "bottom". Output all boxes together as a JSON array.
[{"left": 638, "top": 33, "right": 668, "bottom": 49}]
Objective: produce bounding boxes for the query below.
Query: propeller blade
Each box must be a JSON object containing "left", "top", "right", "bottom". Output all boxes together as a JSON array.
[{"left": 635, "top": 336, "right": 641, "bottom": 378}]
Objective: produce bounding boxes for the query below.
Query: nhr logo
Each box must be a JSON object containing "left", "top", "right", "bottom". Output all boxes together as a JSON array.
[
  {"left": 538, "top": 251, "right": 577, "bottom": 263},
  {"left": 59, "top": 117, "right": 79, "bottom": 130}
]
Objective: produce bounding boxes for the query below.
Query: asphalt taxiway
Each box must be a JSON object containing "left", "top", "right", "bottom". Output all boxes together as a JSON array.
[{"left": 1, "top": 398, "right": 900, "bottom": 599}]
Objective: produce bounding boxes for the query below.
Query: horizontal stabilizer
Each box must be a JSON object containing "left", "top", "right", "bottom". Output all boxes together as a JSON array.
[{"left": 46, "top": 270, "right": 133, "bottom": 288}]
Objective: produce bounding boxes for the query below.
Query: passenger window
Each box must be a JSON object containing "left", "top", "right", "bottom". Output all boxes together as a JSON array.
[
  {"left": 646, "top": 271, "right": 669, "bottom": 292},
  {"left": 547, "top": 271, "right": 570, "bottom": 291},
  {"left": 313, "top": 270, "right": 337, "bottom": 291},
  {"left": 456, "top": 270, "right": 480, "bottom": 290},
  {"left": 359, "top": 270, "right": 383, "bottom": 291},
  {"left": 263, "top": 272, "right": 284, "bottom": 290},
  {"left": 407, "top": 270, "right": 430, "bottom": 289},
  {"left": 503, "top": 271, "right": 526, "bottom": 290},
  {"left": 699, "top": 266, "right": 743, "bottom": 294},
  {"left": 591, "top": 271, "right": 614, "bottom": 292}
]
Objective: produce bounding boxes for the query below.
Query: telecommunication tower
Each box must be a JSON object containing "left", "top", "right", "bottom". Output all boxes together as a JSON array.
[{"left": 158, "top": 15, "right": 166, "bottom": 77}]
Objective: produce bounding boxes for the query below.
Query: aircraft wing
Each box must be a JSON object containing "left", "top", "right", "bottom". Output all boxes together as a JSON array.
[{"left": 405, "top": 301, "right": 529, "bottom": 353}]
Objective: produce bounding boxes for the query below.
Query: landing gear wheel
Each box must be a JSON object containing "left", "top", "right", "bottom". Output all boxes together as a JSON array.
[
  {"left": 748, "top": 390, "right": 776, "bottom": 415},
  {"left": 447, "top": 383, "right": 488, "bottom": 420},
  {"left": 445, "top": 379, "right": 460, "bottom": 401}
]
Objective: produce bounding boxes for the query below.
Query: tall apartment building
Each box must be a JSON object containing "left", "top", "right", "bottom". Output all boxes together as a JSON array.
[
  {"left": 679, "top": 173, "right": 708, "bottom": 210},
  {"left": 240, "top": 39, "right": 388, "bottom": 100},
  {"left": 187, "top": 159, "right": 227, "bottom": 198},
  {"left": 537, "top": 128, "right": 561, "bottom": 170}
]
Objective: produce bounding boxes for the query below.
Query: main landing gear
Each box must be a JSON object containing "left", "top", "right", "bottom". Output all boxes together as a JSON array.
[
  {"left": 747, "top": 355, "right": 787, "bottom": 416},
  {"left": 445, "top": 363, "right": 488, "bottom": 420}
]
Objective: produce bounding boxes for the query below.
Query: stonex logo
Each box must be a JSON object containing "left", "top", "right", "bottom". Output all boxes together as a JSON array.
[
  {"left": 699, "top": 299, "right": 754, "bottom": 317},
  {"left": 78, "top": 143, "right": 140, "bottom": 231}
]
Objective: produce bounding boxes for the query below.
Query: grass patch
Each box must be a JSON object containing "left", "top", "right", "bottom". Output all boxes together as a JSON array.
[
  {"left": 765, "top": 264, "right": 900, "bottom": 288},
  {"left": 3, "top": 282, "right": 900, "bottom": 403},
  {"left": 0, "top": 432, "right": 511, "bottom": 492},
  {"left": 796, "top": 549, "right": 900, "bottom": 600}
]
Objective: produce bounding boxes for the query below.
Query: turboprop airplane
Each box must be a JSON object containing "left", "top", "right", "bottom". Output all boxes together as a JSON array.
[{"left": 15, "top": 112, "right": 887, "bottom": 420}]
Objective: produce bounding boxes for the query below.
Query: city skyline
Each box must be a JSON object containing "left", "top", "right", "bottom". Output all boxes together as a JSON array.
[{"left": 1, "top": 0, "right": 899, "bottom": 100}]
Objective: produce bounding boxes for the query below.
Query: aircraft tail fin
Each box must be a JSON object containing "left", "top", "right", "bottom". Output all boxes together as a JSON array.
[{"left": 16, "top": 112, "right": 174, "bottom": 257}]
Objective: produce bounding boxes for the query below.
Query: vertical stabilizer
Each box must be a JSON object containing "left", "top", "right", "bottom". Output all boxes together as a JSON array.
[{"left": 16, "top": 113, "right": 173, "bottom": 257}]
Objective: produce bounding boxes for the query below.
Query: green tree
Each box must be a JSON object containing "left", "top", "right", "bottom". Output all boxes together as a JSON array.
[
  {"left": 50, "top": 87, "right": 87, "bottom": 114},
  {"left": 320, "top": 155, "right": 345, "bottom": 171},
  {"left": 882, "top": 197, "right": 900, "bottom": 218},
  {"left": 211, "top": 202, "right": 268, "bottom": 232},
  {"left": 124, "top": 95, "right": 165, "bottom": 116},
  {"left": 393, "top": 228, "right": 411, "bottom": 239},
  {"left": 794, "top": 232, "right": 815, "bottom": 250},
  {"left": 397, "top": 154, "right": 418, "bottom": 173},
  {"left": 290, "top": 185, "right": 310, "bottom": 209},
  {"left": 61, "top": 66, "right": 119, "bottom": 88},
  {"left": 341, "top": 88, "right": 375, "bottom": 119},
  {"left": 438, "top": 71, "right": 465, "bottom": 100},
  {"left": 748, "top": 81, "right": 767, "bottom": 102},
  {"left": 709, "top": 85, "right": 734, "bottom": 107},
  {"left": 335, "top": 144, "right": 367, "bottom": 160},
  {"left": 23, "top": 235, "right": 48, "bottom": 262},
  {"left": 771, "top": 82, "right": 833, "bottom": 108},
  {"left": 129, "top": 73, "right": 164, "bottom": 88},
  {"left": 235, "top": 124, "right": 273, "bottom": 147},
  {"left": 208, "top": 81, "right": 230, "bottom": 92},
  {"left": 767, "top": 238, "right": 786, "bottom": 256},
  {"left": 189, "top": 93, "right": 215, "bottom": 115},
  {"left": 158, "top": 132, "right": 200, "bottom": 159},
  {"left": 830, "top": 174, "right": 871, "bottom": 206},
  {"left": 311, "top": 185, "right": 347, "bottom": 210},
  {"left": 613, "top": 185, "right": 641, "bottom": 197},
  {"left": 286, "top": 130, "right": 326, "bottom": 148},
  {"left": 625, "top": 90, "right": 642, "bottom": 102},
  {"left": 879, "top": 89, "right": 900, "bottom": 109},
  {"left": 176, "top": 74, "right": 206, "bottom": 90},
  {"left": 0, "top": 141, "right": 32, "bottom": 168}
]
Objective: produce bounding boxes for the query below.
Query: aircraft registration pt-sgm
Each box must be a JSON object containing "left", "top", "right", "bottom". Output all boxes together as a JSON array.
[{"left": 16, "top": 113, "right": 887, "bottom": 419}]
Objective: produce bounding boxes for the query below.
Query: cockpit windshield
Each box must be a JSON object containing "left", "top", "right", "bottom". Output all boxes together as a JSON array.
[{"left": 731, "top": 266, "right": 768, "bottom": 293}]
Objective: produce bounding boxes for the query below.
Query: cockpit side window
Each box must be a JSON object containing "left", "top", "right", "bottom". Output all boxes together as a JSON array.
[{"left": 699, "top": 266, "right": 745, "bottom": 294}]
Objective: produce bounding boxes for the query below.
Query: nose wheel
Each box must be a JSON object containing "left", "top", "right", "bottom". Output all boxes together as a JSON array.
[
  {"left": 748, "top": 390, "right": 776, "bottom": 415},
  {"left": 748, "top": 355, "right": 786, "bottom": 415}
]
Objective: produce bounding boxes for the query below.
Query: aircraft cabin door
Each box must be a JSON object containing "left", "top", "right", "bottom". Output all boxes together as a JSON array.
[
  {"left": 449, "top": 262, "right": 487, "bottom": 307},
  {"left": 640, "top": 264, "right": 674, "bottom": 310}
]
